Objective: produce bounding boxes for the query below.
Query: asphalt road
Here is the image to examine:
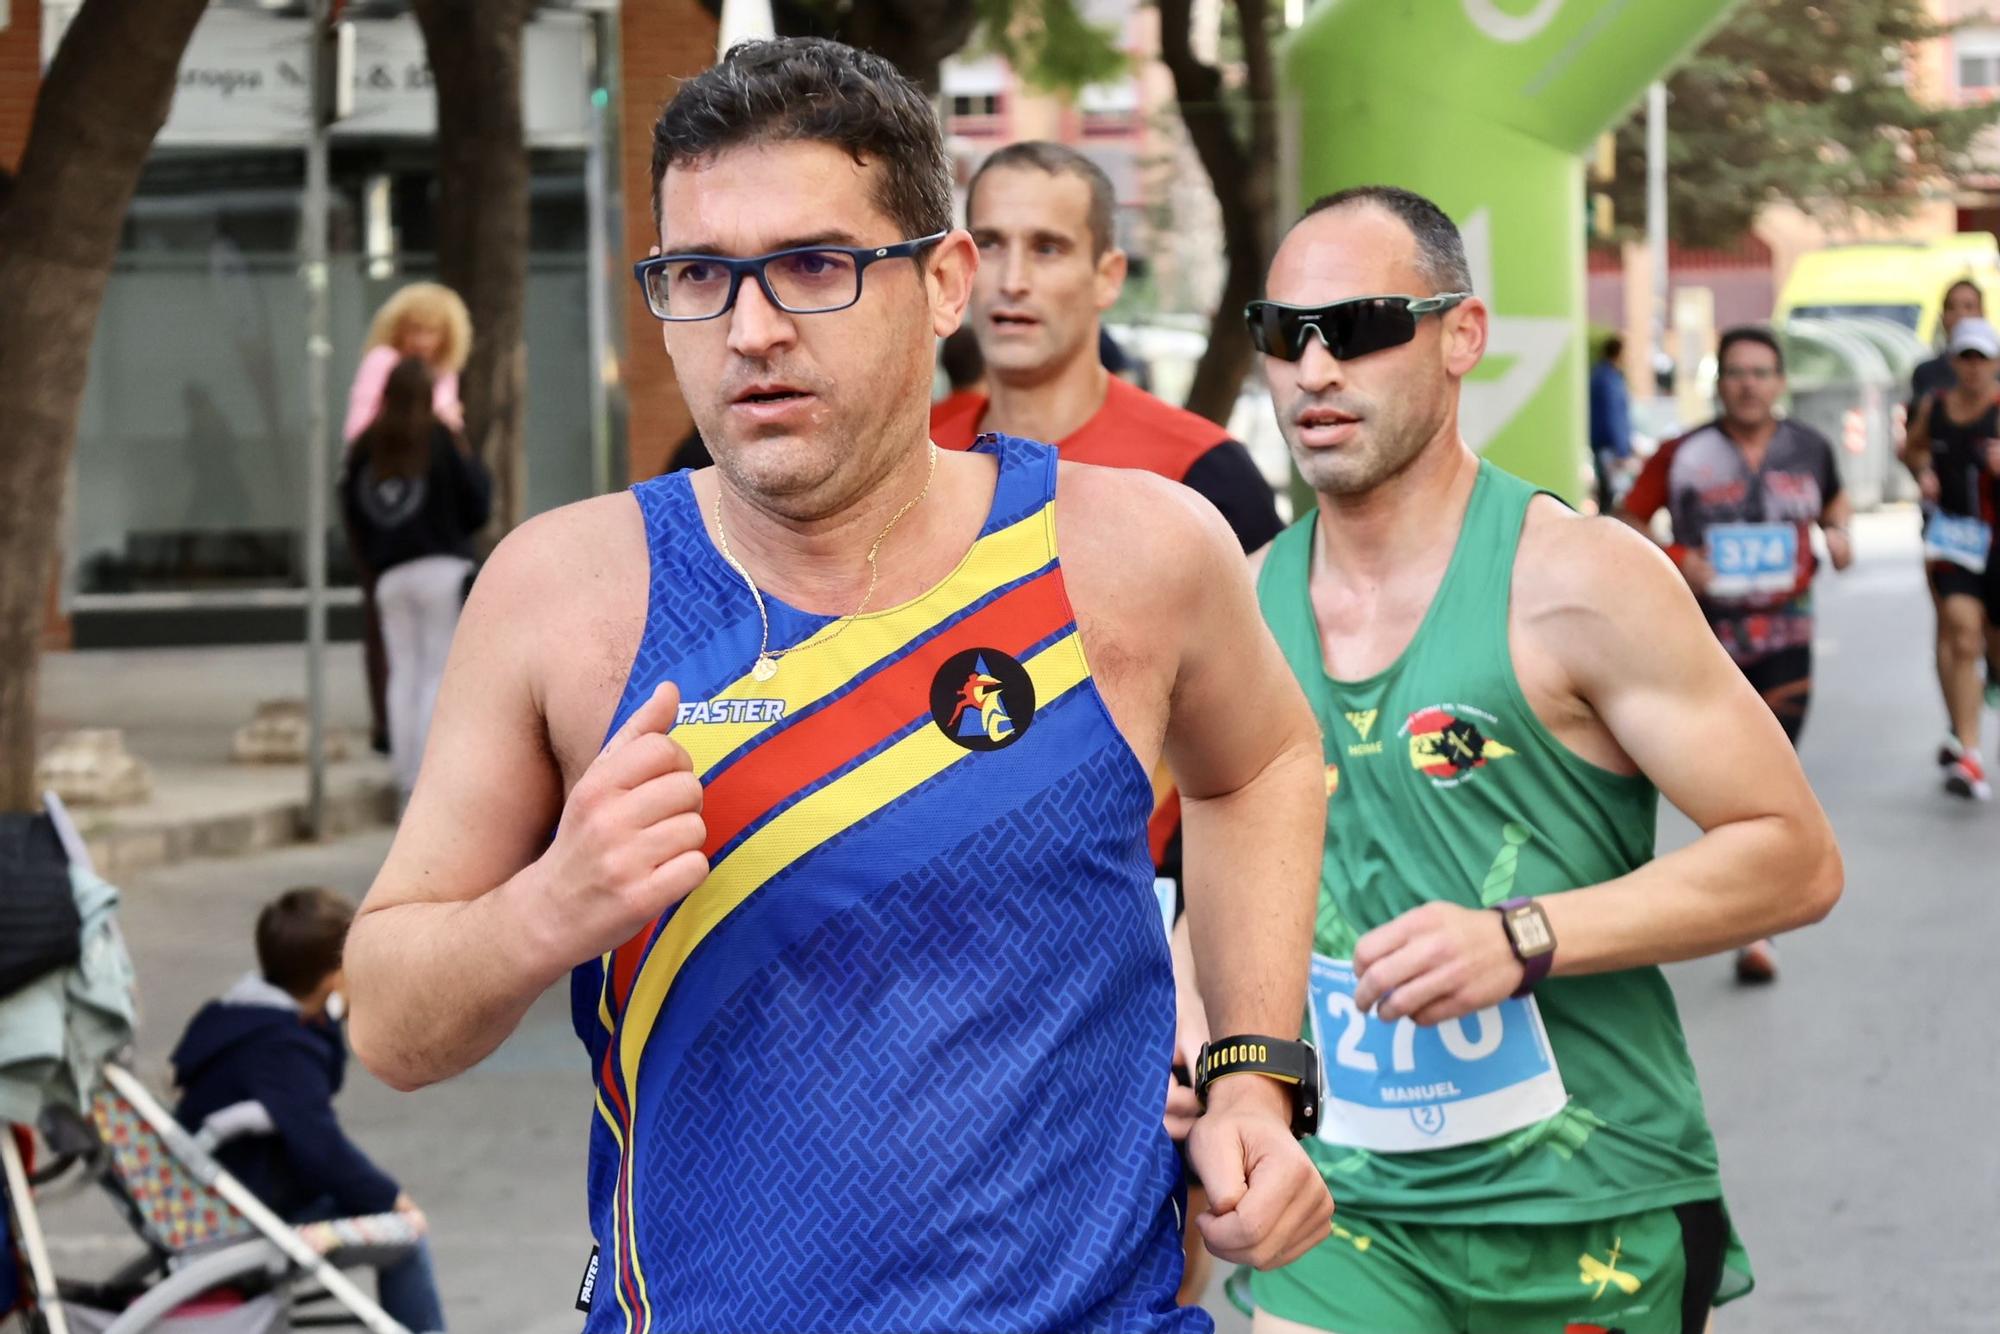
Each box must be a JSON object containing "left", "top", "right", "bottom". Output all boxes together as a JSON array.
[{"left": 21, "top": 509, "right": 1997, "bottom": 1333}]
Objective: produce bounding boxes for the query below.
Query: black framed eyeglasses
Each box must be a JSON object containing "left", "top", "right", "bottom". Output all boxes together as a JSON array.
[
  {"left": 633, "top": 231, "right": 948, "bottom": 322},
  {"left": 1244, "top": 292, "right": 1472, "bottom": 363}
]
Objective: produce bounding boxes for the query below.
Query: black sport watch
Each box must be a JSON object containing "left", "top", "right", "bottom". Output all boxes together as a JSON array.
[{"left": 1193, "top": 1035, "right": 1321, "bottom": 1139}]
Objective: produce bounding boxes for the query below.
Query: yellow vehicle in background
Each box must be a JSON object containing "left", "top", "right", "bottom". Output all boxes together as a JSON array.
[{"left": 1776, "top": 234, "right": 2000, "bottom": 346}]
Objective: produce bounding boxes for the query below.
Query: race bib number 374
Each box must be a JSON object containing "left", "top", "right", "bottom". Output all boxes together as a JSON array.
[
  {"left": 1705, "top": 522, "right": 1799, "bottom": 599},
  {"left": 1308, "top": 955, "right": 1568, "bottom": 1154}
]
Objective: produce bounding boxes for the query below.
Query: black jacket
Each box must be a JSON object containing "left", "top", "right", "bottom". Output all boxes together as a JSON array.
[
  {"left": 170, "top": 976, "right": 399, "bottom": 1221},
  {"left": 341, "top": 424, "right": 492, "bottom": 578}
]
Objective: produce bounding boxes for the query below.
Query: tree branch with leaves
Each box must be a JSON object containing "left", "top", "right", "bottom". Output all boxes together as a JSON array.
[{"left": 1606, "top": 0, "right": 2000, "bottom": 247}]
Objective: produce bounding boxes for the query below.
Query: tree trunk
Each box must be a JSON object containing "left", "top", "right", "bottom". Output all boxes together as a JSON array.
[
  {"left": 771, "top": 0, "right": 981, "bottom": 95},
  {"left": 411, "top": 0, "right": 535, "bottom": 534},
  {"left": 1158, "top": 0, "right": 1278, "bottom": 427},
  {"left": 0, "top": 0, "right": 210, "bottom": 813}
]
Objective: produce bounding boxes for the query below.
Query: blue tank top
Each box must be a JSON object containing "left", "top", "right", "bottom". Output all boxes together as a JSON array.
[{"left": 570, "top": 436, "right": 1205, "bottom": 1333}]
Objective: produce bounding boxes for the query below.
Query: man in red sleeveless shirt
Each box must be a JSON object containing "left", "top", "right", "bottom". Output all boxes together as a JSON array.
[
  {"left": 936, "top": 140, "right": 1285, "bottom": 1304},
  {"left": 937, "top": 143, "right": 1285, "bottom": 866},
  {"left": 933, "top": 142, "right": 1283, "bottom": 555}
]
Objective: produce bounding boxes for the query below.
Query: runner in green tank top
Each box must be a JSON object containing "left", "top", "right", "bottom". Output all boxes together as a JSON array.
[{"left": 1217, "top": 187, "right": 1843, "bottom": 1334}]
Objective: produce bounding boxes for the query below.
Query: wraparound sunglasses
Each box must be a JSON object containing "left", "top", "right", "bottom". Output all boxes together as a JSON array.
[{"left": 1245, "top": 292, "right": 1472, "bottom": 362}]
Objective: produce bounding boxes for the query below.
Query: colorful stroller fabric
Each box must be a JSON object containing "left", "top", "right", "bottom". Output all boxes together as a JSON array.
[
  {"left": 93, "top": 1086, "right": 256, "bottom": 1254},
  {"left": 6, "top": 1069, "right": 421, "bottom": 1332}
]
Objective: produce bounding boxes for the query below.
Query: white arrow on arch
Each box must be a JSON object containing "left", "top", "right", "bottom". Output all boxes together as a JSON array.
[{"left": 1457, "top": 209, "right": 1573, "bottom": 455}]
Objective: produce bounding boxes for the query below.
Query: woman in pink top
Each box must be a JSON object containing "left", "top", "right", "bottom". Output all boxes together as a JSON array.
[
  {"left": 345, "top": 283, "right": 473, "bottom": 752},
  {"left": 344, "top": 282, "right": 472, "bottom": 442}
]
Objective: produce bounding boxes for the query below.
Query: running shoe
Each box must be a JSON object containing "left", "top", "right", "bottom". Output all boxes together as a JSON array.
[
  {"left": 1940, "top": 734, "right": 1966, "bottom": 769},
  {"left": 1734, "top": 939, "right": 1778, "bottom": 984},
  {"left": 1945, "top": 752, "right": 1992, "bottom": 801}
]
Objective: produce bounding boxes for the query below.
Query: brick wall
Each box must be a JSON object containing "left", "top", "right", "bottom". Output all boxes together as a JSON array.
[
  {"left": 0, "top": 0, "right": 40, "bottom": 174},
  {"left": 619, "top": 0, "right": 716, "bottom": 483}
]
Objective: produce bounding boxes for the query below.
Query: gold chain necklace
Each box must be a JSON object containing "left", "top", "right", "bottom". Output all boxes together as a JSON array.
[{"left": 713, "top": 441, "right": 939, "bottom": 682}]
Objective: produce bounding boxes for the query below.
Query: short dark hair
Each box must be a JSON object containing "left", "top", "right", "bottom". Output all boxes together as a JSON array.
[
  {"left": 940, "top": 323, "right": 984, "bottom": 392},
  {"left": 649, "top": 38, "right": 952, "bottom": 245},
  {"left": 1944, "top": 277, "right": 1983, "bottom": 310},
  {"left": 1602, "top": 334, "right": 1625, "bottom": 361},
  {"left": 1295, "top": 186, "right": 1474, "bottom": 294},
  {"left": 966, "top": 141, "right": 1117, "bottom": 257},
  {"left": 1717, "top": 325, "right": 1784, "bottom": 376},
  {"left": 256, "top": 887, "right": 355, "bottom": 999}
]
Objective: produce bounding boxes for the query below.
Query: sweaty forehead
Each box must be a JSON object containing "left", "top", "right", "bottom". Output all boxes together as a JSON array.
[
  {"left": 657, "top": 140, "right": 896, "bottom": 252},
  {"left": 1267, "top": 205, "right": 1429, "bottom": 306}
]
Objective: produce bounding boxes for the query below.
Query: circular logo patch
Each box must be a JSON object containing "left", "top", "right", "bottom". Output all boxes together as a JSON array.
[{"left": 929, "top": 648, "right": 1036, "bottom": 751}]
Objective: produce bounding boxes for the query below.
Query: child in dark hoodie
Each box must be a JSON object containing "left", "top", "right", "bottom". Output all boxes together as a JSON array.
[{"left": 170, "top": 887, "right": 444, "bottom": 1332}]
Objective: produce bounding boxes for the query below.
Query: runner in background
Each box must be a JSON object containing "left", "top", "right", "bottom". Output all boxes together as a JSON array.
[
  {"left": 1622, "top": 327, "right": 1851, "bottom": 982},
  {"left": 1909, "top": 279, "right": 1986, "bottom": 419},
  {"left": 1905, "top": 280, "right": 2000, "bottom": 710},
  {"left": 1900, "top": 316, "right": 2000, "bottom": 801},
  {"left": 932, "top": 141, "right": 1281, "bottom": 553}
]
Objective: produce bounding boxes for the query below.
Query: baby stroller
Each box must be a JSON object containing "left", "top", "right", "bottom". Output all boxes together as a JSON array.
[{"left": 2, "top": 800, "right": 419, "bottom": 1334}]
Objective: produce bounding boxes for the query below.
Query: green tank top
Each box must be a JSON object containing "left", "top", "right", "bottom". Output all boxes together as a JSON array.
[{"left": 1258, "top": 462, "right": 1728, "bottom": 1225}]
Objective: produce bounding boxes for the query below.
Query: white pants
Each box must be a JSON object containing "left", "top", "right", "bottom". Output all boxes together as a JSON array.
[{"left": 374, "top": 555, "right": 472, "bottom": 797}]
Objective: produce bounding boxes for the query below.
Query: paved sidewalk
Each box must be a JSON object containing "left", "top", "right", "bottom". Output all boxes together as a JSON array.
[{"left": 35, "top": 643, "right": 395, "bottom": 876}]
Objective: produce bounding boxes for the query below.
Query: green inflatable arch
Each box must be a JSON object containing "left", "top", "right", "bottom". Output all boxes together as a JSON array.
[{"left": 1284, "top": 0, "right": 1738, "bottom": 498}]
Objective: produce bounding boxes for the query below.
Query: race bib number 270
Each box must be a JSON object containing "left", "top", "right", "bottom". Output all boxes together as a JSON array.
[{"left": 1307, "top": 955, "right": 1568, "bottom": 1154}]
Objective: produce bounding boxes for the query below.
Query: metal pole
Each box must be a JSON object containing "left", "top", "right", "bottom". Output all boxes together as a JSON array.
[
  {"left": 584, "top": 21, "right": 613, "bottom": 499},
  {"left": 1646, "top": 79, "right": 1668, "bottom": 384},
  {"left": 304, "top": 0, "right": 332, "bottom": 839},
  {"left": 2, "top": 1130, "right": 72, "bottom": 1334}
]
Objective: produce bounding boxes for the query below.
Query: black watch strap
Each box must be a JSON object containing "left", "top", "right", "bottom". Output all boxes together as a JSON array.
[{"left": 1194, "top": 1034, "right": 1321, "bottom": 1139}]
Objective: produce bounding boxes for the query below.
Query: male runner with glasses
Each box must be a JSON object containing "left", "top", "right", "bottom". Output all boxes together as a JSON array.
[
  {"left": 341, "top": 38, "right": 1330, "bottom": 1334},
  {"left": 1232, "top": 186, "right": 1841, "bottom": 1334}
]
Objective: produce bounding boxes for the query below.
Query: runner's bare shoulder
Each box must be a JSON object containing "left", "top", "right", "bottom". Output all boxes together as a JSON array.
[
  {"left": 1513, "top": 494, "right": 1701, "bottom": 672},
  {"left": 1052, "top": 457, "right": 1245, "bottom": 596},
  {"left": 454, "top": 491, "right": 652, "bottom": 733},
  {"left": 465, "top": 492, "right": 647, "bottom": 622}
]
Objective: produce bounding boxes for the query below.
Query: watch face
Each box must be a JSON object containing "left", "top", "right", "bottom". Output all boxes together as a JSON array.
[{"left": 1506, "top": 904, "right": 1556, "bottom": 957}]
